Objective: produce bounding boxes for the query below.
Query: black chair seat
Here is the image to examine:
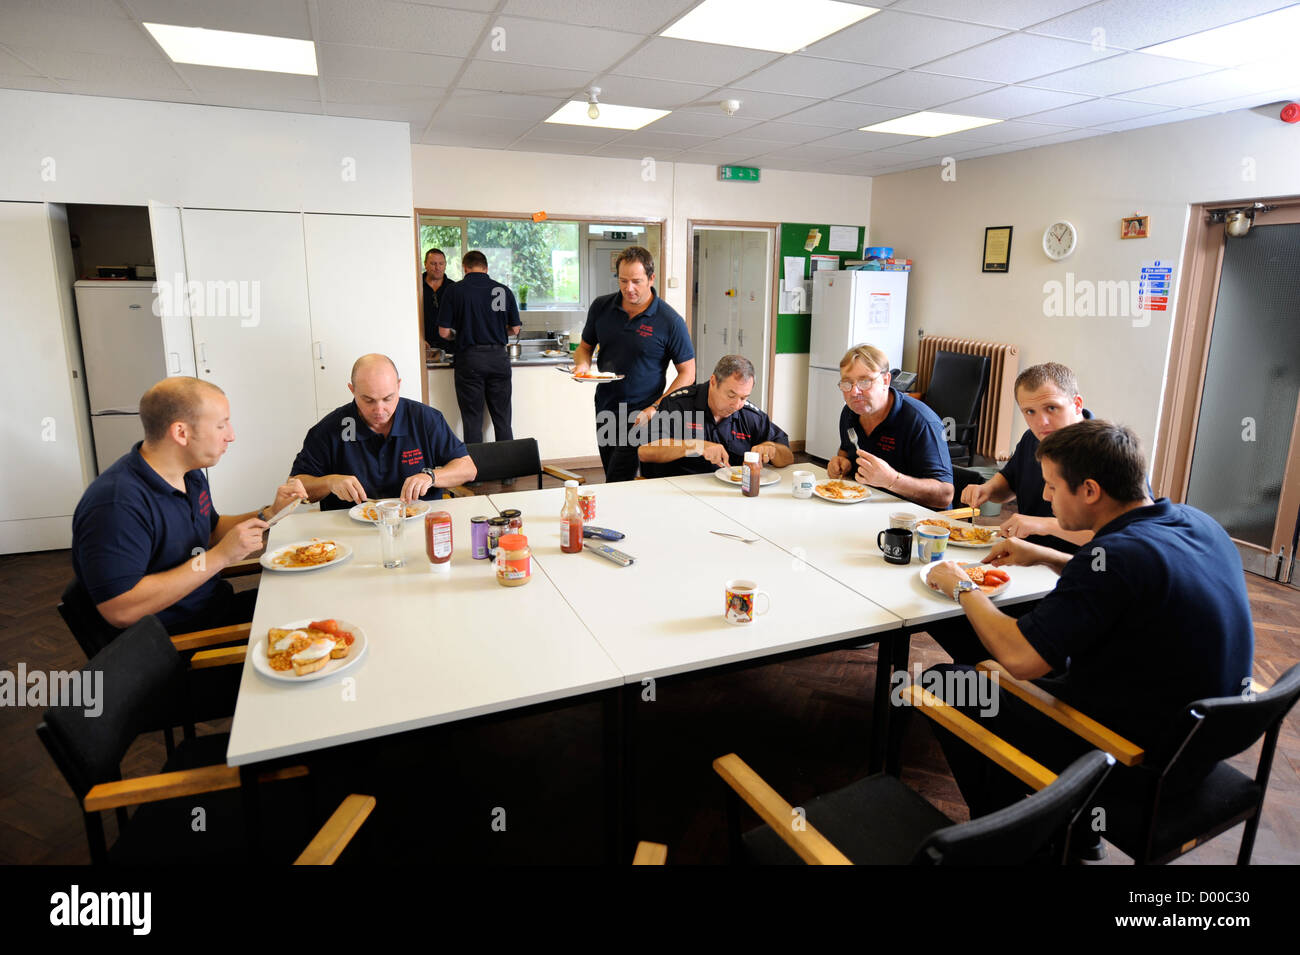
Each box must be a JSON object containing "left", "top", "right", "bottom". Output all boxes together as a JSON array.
[{"left": 744, "top": 774, "right": 954, "bottom": 865}]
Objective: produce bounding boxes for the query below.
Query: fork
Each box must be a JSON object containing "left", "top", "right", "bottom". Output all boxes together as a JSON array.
[{"left": 711, "top": 530, "right": 759, "bottom": 544}]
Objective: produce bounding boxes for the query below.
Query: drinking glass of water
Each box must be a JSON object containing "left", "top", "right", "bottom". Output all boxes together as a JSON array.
[{"left": 378, "top": 501, "right": 405, "bottom": 568}]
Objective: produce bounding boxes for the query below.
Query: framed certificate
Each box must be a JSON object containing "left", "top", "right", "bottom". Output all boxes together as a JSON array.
[{"left": 982, "top": 226, "right": 1013, "bottom": 273}]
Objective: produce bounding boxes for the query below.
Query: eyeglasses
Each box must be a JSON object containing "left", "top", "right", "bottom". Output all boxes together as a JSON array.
[{"left": 838, "top": 374, "right": 881, "bottom": 393}]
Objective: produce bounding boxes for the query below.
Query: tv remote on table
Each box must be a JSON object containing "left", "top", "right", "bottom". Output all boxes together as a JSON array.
[
  {"left": 582, "top": 525, "right": 625, "bottom": 541},
  {"left": 584, "top": 542, "right": 635, "bottom": 566}
]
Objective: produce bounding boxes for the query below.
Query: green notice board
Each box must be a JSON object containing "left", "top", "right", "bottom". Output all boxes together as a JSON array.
[{"left": 776, "top": 223, "right": 864, "bottom": 353}]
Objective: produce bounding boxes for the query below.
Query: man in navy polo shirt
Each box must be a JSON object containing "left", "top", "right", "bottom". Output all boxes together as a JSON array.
[
  {"left": 639, "top": 353, "right": 792, "bottom": 478},
  {"left": 573, "top": 246, "right": 695, "bottom": 482},
  {"left": 826, "top": 343, "right": 953, "bottom": 508},
  {"left": 421, "top": 248, "right": 456, "bottom": 350},
  {"left": 72, "top": 377, "right": 306, "bottom": 636},
  {"left": 923, "top": 420, "right": 1253, "bottom": 822},
  {"left": 961, "top": 362, "right": 1095, "bottom": 553},
  {"left": 291, "top": 354, "right": 476, "bottom": 510},
  {"left": 437, "top": 249, "right": 521, "bottom": 445}
]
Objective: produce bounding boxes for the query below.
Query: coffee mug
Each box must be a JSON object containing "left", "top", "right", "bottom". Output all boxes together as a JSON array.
[
  {"left": 889, "top": 511, "right": 918, "bottom": 531},
  {"left": 915, "top": 524, "right": 951, "bottom": 563},
  {"left": 877, "top": 527, "right": 912, "bottom": 565},
  {"left": 725, "top": 579, "right": 771, "bottom": 624},
  {"left": 791, "top": 470, "right": 815, "bottom": 499}
]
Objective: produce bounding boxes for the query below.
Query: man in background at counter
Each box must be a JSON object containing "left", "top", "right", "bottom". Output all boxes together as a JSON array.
[
  {"left": 640, "top": 353, "right": 792, "bottom": 477},
  {"left": 291, "top": 353, "right": 476, "bottom": 510},
  {"left": 573, "top": 246, "right": 695, "bottom": 482},
  {"left": 826, "top": 343, "right": 953, "bottom": 509},
  {"left": 437, "top": 250, "right": 522, "bottom": 446},
  {"left": 72, "top": 376, "right": 305, "bottom": 636},
  {"left": 421, "top": 248, "right": 456, "bottom": 350}
]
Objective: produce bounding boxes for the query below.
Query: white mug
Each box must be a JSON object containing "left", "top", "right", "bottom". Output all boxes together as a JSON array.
[
  {"left": 791, "top": 470, "right": 815, "bottom": 499},
  {"left": 725, "top": 579, "right": 771, "bottom": 624}
]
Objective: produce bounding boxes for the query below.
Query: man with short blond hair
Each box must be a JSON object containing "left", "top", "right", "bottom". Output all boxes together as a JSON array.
[{"left": 826, "top": 343, "right": 953, "bottom": 508}]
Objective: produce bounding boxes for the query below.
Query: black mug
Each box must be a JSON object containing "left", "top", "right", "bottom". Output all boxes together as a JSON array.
[{"left": 877, "top": 527, "right": 912, "bottom": 565}]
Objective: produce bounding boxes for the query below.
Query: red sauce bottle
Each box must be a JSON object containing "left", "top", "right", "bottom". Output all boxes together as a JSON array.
[
  {"left": 741, "top": 451, "right": 761, "bottom": 498},
  {"left": 560, "top": 480, "right": 583, "bottom": 553},
  {"left": 424, "top": 510, "right": 453, "bottom": 566}
]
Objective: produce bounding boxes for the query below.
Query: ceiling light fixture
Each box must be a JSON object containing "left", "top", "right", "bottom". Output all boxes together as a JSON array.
[
  {"left": 143, "top": 22, "right": 317, "bottom": 75},
  {"left": 661, "top": 0, "right": 876, "bottom": 54},
  {"left": 545, "top": 99, "right": 670, "bottom": 131},
  {"left": 1140, "top": 6, "right": 1300, "bottom": 66},
  {"left": 587, "top": 87, "right": 601, "bottom": 121},
  {"left": 861, "top": 111, "right": 1001, "bottom": 137}
]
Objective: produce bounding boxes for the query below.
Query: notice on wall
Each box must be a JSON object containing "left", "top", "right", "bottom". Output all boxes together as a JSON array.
[
  {"left": 811, "top": 254, "right": 839, "bottom": 271},
  {"left": 868, "top": 292, "right": 892, "bottom": 327},
  {"left": 782, "top": 255, "right": 805, "bottom": 291},
  {"left": 780, "top": 279, "right": 812, "bottom": 314},
  {"left": 1138, "top": 260, "right": 1172, "bottom": 311},
  {"left": 828, "top": 225, "right": 859, "bottom": 251}
]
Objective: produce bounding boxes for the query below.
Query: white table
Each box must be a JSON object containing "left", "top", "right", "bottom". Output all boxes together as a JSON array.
[{"left": 226, "top": 498, "right": 622, "bottom": 767}]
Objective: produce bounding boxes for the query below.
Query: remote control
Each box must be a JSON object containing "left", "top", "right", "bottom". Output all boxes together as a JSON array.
[
  {"left": 582, "top": 525, "right": 626, "bottom": 541},
  {"left": 584, "top": 542, "right": 635, "bottom": 566}
]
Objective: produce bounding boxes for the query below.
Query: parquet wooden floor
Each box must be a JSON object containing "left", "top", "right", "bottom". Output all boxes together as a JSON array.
[{"left": 2, "top": 463, "right": 1296, "bottom": 864}]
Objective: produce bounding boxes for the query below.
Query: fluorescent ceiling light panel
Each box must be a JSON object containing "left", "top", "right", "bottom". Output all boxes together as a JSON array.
[
  {"left": 861, "top": 111, "right": 1001, "bottom": 137},
  {"left": 144, "top": 22, "right": 318, "bottom": 75},
  {"left": 545, "top": 101, "right": 670, "bottom": 130},
  {"left": 1140, "top": 6, "right": 1300, "bottom": 66},
  {"left": 662, "top": 0, "right": 877, "bottom": 54}
]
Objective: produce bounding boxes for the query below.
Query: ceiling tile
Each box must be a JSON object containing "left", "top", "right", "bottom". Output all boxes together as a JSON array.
[
  {"left": 617, "top": 38, "right": 780, "bottom": 87},
  {"left": 1021, "top": 97, "right": 1167, "bottom": 125},
  {"left": 870, "top": 137, "right": 989, "bottom": 157},
  {"left": 782, "top": 100, "right": 909, "bottom": 127},
  {"left": 473, "top": 17, "right": 643, "bottom": 72},
  {"left": 15, "top": 47, "right": 188, "bottom": 88},
  {"left": 641, "top": 111, "right": 758, "bottom": 136},
  {"left": 591, "top": 75, "right": 720, "bottom": 109},
  {"left": 0, "top": 48, "right": 41, "bottom": 76},
  {"left": 317, "top": 43, "right": 463, "bottom": 88},
  {"left": 459, "top": 60, "right": 595, "bottom": 96},
  {"left": 1025, "top": 0, "right": 1298, "bottom": 51},
  {"left": 1093, "top": 107, "right": 1214, "bottom": 131},
  {"left": 1010, "top": 128, "right": 1110, "bottom": 147},
  {"left": 838, "top": 70, "right": 1001, "bottom": 108},
  {"left": 806, "top": 129, "right": 924, "bottom": 149},
  {"left": 1194, "top": 87, "right": 1296, "bottom": 112},
  {"left": 529, "top": 121, "right": 629, "bottom": 143},
  {"left": 591, "top": 145, "right": 685, "bottom": 161},
  {"left": 697, "top": 88, "right": 820, "bottom": 121},
  {"left": 0, "top": 75, "right": 66, "bottom": 93},
  {"left": 733, "top": 56, "right": 896, "bottom": 98},
  {"left": 177, "top": 64, "right": 321, "bottom": 97},
  {"left": 1118, "top": 68, "right": 1293, "bottom": 108},
  {"left": 804, "top": 10, "right": 1008, "bottom": 69},
  {"left": 502, "top": 0, "right": 696, "bottom": 33},
  {"left": 944, "top": 118, "right": 1075, "bottom": 142},
  {"left": 407, "top": 0, "right": 499, "bottom": 10},
  {"left": 440, "top": 90, "right": 566, "bottom": 121},
  {"left": 316, "top": 0, "right": 488, "bottom": 57},
  {"left": 724, "top": 120, "right": 832, "bottom": 144},
  {"left": 419, "top": 127, "right": 519, "bottom": 148},
  {"left": 938, "top": 84, "right": 1093, "bottom": 118},
  {"left": 126, "top": 0, "right": 313, "bottom": 38},
  {"left": 891, "top": 0, "right": 1098, "bottom": 30},
  {"left": 323, "top": 78, "right": 445, "bottom": 107},
  {"left": 1028, "top": 52, "right": 1220, "bottom": 96},
  {"left": 325, "top": 100, "right": 438, "bottom": 127},
  {"left": 749, "top": 143, "right": 867, "bottom": 161},
  {"left": 919, "top": 34, "right": 1115, "bottom": 83},
  {"left": 703, "top": 134, "right": 813, "bottom": 154},
  {"left": 419, "top": 113, "right": 525, "bottom": 146},
  {"left": 0, "top": 1, "right": 156, "bottom": 57},
  {"left": 507, "top": 138, "right": 599, "bottom": 155},
  {"left": 603, "top": 128, "right": 715, "bottom": 149}
]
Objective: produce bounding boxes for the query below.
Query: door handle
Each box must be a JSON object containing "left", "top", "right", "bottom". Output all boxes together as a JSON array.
[
  {"left": 314, "top": 340, "right": 324, "bottom": 362},
  {"left": 738, "top": 328, "right": 744, "bottom": 347},
  {"left": 722, "top": 328, "right": 727, "bottom": 344},
  {"left": 197, "top": 342, "right": 210, "bottom": 374},
  {"left": 167, "top": 352, "right": 180, "bottom": 374}
]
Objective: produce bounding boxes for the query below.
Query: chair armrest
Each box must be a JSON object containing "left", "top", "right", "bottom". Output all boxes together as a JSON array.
[
  {"left": 712, "top": 753, "right": 852, "bottom": 865},
  {"left": 975, "top": 661, "right": 1144, "bottom": 767},
  {"left": 220, "top": 559, "right": 262, "bottom": 579},
  {"left": 903, "top": 684, "right": 1057, "bottom": 791},
  {"left": 190, "top": 646, "right": 247, "bottom": 669},
  {"left": 84, "top": 764, "right": 308, "bottom": 812},
  {"left": 542, "top": 465, "right": 585, "bottom": 484},
  {"left": 171, "top": 623, "right": 251, "bottom": 652},
  {"left": 632, "top": 841, "right": 667, "bottom": 865},
  {"left": 445, "top": 485, "right": 475, "bottom": 498},
  {"left": 294, "top": 794, "right": 376, "bottom": 865}
]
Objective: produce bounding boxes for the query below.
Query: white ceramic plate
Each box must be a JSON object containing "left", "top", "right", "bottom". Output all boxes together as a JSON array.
[
  {"left": 557, "top": 364, "right": 624, "bottom": 382},
  {"left": 915, "top": 518, "right": 1002, "bottom": 548},
  {"left": 812, "top": 480, "right": 874, "bottom": 504},
  {"left": 251, "top": 618, "right": 368, "bottom": 684},
  {"left": 348, "top": 500, "right": 431, "bottom": 524},
  {"left": 260, "top": 539, "right": 354, "bottom": 572},
  {"left": 714, "top": 466, "right": 780, "bottom": 487},
  {"left": 918, "top": 561, "right": 1011, "bottom": 600}
]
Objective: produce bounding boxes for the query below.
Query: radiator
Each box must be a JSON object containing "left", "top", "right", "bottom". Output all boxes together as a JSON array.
[{"left": 916, "top": 337, "right": 1020, "bottom": 462}]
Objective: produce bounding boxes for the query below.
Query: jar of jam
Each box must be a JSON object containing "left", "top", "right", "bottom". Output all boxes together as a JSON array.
[
  {"left": 495, "top": 534, "right": 531, "bottom": 587},
  {"left": 470, "top": 516, "right": 489, "bottom": 560},
  {"left": 486, "top": 517, "right": 509, "bottom": 559},
  {"left": 501, "top": 508, "right": 523, "bottom": 534}
]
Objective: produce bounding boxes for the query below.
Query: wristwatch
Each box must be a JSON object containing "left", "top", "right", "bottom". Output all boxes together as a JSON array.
[
  {"left": 953, "top": 579, "right": 979, "bottom": 601},
  {"left": 421, "top": 467, "right": 438, "bottom": 485}
]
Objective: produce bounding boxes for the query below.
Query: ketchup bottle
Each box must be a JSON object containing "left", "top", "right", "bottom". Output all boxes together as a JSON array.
[
  {"left": 560, "top": 480, "right": 583, "bottom": 553},
  {"left": 741, "top": 451, "right": 761, "bottom": 497},
  {"left": 424, "top": 510, "right": 452, "bottom": 570}
]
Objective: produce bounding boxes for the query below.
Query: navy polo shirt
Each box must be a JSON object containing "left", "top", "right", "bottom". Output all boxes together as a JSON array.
[
  {"left": 580, "top": 289, "right": 694, "bottom": 413},
  {"left": 1018, "top": 500, "right": 1253, "bottom": 760},
  {"left": 290, "top": 398, "right": 468, "bottom": 510},
  {"left": 71, "top": 442, "right": 229, "bottom": 633},
  {"left": 437, "top": 272, "right": 519, "bottom": 347},
  {"left": 838, "top": 388, "right": 953, "bottom": 494},
  {"left": 646, "top": 382, "right": 790, "bottom": 477},
  {"left": 1000, "top": 409, "right": 1094, "bottom": 553},
  {"left": 421, "top": 273, "right": 456, "bottom": 346}
]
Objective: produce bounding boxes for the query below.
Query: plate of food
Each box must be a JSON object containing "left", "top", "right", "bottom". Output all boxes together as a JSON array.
[
  {"left": 714, "top": 465, "right": 781, "bottom": 487},
  {"left": 557, "top": 364, "right": 624, "bottom": 382},
  {"left": 812, "top": 480, "right": 874, "bottom": 503},
  {"left": 260, "top": 538, "right": 353, "bottom": 572},
  {"left": 919, "top": 561, "right": 1011, "bottom": 599},
  {"left": 348, "top": 500, "right": 430, "bottom": 523},
  {"left": 251, "top": 618, "right": 368, "bottom": 683},
  {"left": 915, "top": 517, "right": 1001, "bottom": 548}
]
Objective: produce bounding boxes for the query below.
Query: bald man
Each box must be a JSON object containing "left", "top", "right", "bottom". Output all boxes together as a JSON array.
[
  {"left": 291, "top": 354, "right": 476, "bottom": 509},
  {"left": 71, "top": 377, "right": 306, "bottom": 640}
]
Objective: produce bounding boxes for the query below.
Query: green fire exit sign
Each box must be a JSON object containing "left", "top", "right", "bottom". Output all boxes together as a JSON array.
[{"left": 718, "top": 165, "right": 760, "bottom": 182}]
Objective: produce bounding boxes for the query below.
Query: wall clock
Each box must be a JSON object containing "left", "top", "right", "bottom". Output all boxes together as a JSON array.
[{"left": 1043, "top": 220, "right": 1078, "bottom": 260}]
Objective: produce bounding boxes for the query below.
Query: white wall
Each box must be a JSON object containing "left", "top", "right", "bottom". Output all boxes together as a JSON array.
[
  {"left": 0, "top": 89, "right": 412, "bottom": 215},
  {"left": 867, "top": 106, "right": 1300, "bottom": 458},
  {"left": 412, "top": 145, "right": 872, "bottom": 440}
]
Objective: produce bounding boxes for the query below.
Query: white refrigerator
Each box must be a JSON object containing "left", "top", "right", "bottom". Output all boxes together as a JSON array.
[
  {"left": 74, "top": 280, "right": 167, "bottom": 473},
  {"left": 804, "top": 270, "right": 909, "bottom": 460}
]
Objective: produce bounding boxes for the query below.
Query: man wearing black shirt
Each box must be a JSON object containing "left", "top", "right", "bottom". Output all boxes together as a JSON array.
[{"left": 420, "top": 248, "right": 456, "bottom": 350}]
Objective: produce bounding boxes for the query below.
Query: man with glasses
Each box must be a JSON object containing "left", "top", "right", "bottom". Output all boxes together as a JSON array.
[{"left": 826, "top": 344, "right": 953, "bottom": 508}]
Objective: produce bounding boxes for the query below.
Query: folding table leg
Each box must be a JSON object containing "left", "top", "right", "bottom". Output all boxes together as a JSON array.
[
  {"left": 885, "top": 629, "right": 915, "bottom": 776},
  {"left": 869, "top": 630, "right": 900, "bottom": 773},
  {"left": 621, "top": 682, "right": 640, "bottom": 861},
  {"left": 602, "top": 686, "right": 625, "bottom": 865}
]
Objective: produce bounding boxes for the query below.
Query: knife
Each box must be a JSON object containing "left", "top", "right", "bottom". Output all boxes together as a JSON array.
[{"left": 264, "top": 497, "right": 304, "bottom": 527}]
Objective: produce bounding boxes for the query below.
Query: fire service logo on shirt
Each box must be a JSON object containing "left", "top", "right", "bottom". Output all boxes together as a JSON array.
[
  {"left": 876, "top": 435, "right": 897, "bottom": 454},
  {"left": 401, "top": 448, "right": 424, "bottom": 468},
  {"left": 197, "top": 489, "right": 211, "bottom": 517},
  {"left": 637, "top": 323, "right": 654, "bottom": 338}
]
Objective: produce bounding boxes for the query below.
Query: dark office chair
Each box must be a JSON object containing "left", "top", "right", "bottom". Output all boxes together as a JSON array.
[
  {"left": 715, "top": 682, "right": 1114, "bottom": 864},
  {"left": 449, "top": 437, "right": 584, "bottom": 495},
  {"left": 922, "top": 351, "right": 989, "bottom": 467},
  {"left": 978, "top": 660, "right": 1300, "bottom": 864}
]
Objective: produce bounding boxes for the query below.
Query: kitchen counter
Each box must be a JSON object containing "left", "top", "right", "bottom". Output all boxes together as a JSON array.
[{"left": 426, "top": 355, "right": 572, "bottom": 369}]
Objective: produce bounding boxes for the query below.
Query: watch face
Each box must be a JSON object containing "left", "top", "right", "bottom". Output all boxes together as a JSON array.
[{"left": 1043, "top": 221, "right": 1077, "bottom": 260}]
